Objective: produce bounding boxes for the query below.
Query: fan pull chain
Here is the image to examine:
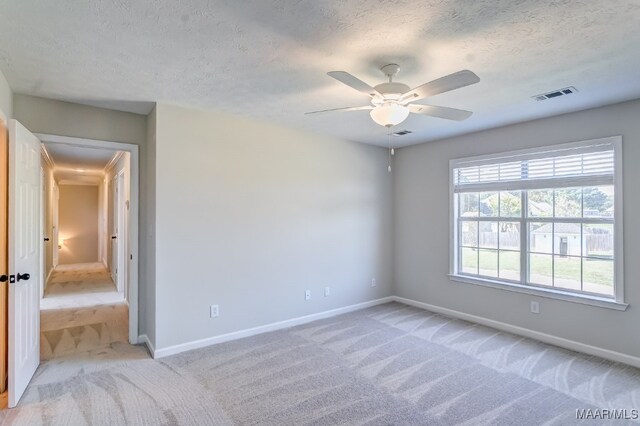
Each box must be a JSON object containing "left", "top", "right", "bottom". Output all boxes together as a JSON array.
[{"left": 387, "top": 131, "right": 392, "bottom": 173}]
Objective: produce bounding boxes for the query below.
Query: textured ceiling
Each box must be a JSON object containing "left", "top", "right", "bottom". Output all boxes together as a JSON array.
[{"left": 1, "top": 1, "right": 640, "bottom": 147}]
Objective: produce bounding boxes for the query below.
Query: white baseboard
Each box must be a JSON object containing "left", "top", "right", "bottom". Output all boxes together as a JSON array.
[
  {"left": 138, "top": 334, "right": 155, "bottom": 358},
  {"left": 142, "top": 294, "right": 640, "bottom": 368},
  {"left": 152, "top": 296, "right": 394, "bottom": 359},
  {"left": 45, "top": 267, "right": 54, "bottom": 285},
  {"left": 392, "top": 296, "right": 640, "bottom": 369}
]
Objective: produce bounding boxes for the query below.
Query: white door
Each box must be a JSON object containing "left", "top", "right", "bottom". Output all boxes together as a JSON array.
[
  {"left": 8, "top": 120, "right": 41, "bottom": 407},
  {"left": 52, "top": 184, "right": 59, "bottom": 267},
  {"left": 111, "top": 175, "right": 118, "bottom": 283}
]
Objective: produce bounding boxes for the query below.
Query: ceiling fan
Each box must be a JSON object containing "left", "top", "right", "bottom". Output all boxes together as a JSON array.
[{"left": 306, "top": 64, "right": 480, "bottom": 127}]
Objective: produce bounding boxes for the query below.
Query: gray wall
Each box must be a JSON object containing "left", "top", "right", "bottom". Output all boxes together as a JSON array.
[
  {"left": 153, "top": 103, "right": 393, "bottom": 349},
  {"left": 13, "top": 95, "right": 152, "bottom": 337},
  {"left": 58, "top": 184, "right": 99, "bottom": 264},
  {"left": 0, "top": 70, "right": 11, "bottom": 119},
  {"left": 394, "top": 99, "right": 640, "bottom": 359},
  {"left": 13, "top": 95, "right": 146, "bottom": 145},
  {"left": 144, "top": 107, "right": 156, "bottom": 345}
]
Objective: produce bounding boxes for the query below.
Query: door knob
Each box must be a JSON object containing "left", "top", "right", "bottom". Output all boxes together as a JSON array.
[
  {"left": 44, "top": 237, "right": 50, "bottom": 242},
  {"left": 0, "top": 275, "right": 7, "bottom": 283},
  {"left": 17, "top": 273, "right": 30, "bottom": 282},
  {"left": 111, "top": 236, "right": 117, "bottom": 239}
]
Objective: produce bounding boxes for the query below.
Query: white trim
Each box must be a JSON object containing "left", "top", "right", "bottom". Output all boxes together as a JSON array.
[
  {"left": 153, "top": 297, "right": 394, "bottom": 359},
  {"left": 40, "top": 144, "right": 55, "bottom": 169},
  {"left": 392, "top": 296, "right": 640, "bottom": 369},
  {"left": 40, "top": 167, "right": 45, "bottom": 300},
  {"left": 138, "top": 334, "right": 155, "bottom": 358},
  {"left": 115, "top": 169, "right": 126, "bottom": 295},
  {"left": 34, "top": 133, "right": 140, "bottom": 345},
  {"left": 104, "top": 151, "right": 124, "bottom": 173},
  {"left": 613, "top": 137, "right": 624, "bottom": 303},
  {"left": 448, "top": 274, "right": 628, "bottom": 311},
  {"left": 57, "top": 181, "right": 99, "bottom": 186},
  {"left": 45, "top": 267, "right": 54, "bottom": 285}
]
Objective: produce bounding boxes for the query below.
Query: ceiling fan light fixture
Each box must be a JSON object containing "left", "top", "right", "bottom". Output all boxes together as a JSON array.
[{"left": 369, "top": 103, "right": 410, "bottom": 127}]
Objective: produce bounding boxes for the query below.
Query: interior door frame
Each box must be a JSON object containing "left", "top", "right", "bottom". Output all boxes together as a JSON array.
[
  {"left": 111, "top": 173, "right": 119, "bottom": 284},
  {"left": 35, "top": 133, "right": 140, "bottom": 345},
  {"left": 40, "top": 168, "right": 45, "bottom": 299},
  {"left": 52, "top": 184, "right": 59, "bottom": 268},
  {"left": 0, "top": 111, "right": 8, "bottom": 395},
  {"left": 116, "top": 169, "right": 126, "bottom": 295}
]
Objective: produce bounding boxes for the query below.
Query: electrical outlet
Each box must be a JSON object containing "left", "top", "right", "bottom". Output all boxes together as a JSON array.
[
  {"left": 305, "top": 290, "right": 311, "bottom": 300},
  {"left": 324, "top": 286, "right": 330, "bottom": 297},
  {"left": 530, "top": 301, "right": 540, "bottom": 314},
  {"left": 371, "top": 278, "right": 377, "bottom": 287},
  {"left": 210, "top": 304, "right": 219, "bottom": 318}
]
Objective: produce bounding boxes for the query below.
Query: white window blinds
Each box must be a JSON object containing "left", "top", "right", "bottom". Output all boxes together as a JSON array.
[{"left": 452, "top": 140, "right": 615, "bottom": 192}]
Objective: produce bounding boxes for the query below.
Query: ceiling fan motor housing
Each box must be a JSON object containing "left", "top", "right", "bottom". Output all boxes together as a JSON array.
[{"left": 373, "top": 82, "right": 411, "bottom": 102}]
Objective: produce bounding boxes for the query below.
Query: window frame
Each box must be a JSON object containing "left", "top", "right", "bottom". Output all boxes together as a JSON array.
[{"left": 449, "top": 136, "right": 627, "bottom": 311}]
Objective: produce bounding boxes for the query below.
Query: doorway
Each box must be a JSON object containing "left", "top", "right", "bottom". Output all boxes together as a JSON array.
[
  {"left": 39, "top": 142, "right": 130, "bottom": 361},
  {"left": 38, "top": 136, "right": 139, "bottom": 359}
]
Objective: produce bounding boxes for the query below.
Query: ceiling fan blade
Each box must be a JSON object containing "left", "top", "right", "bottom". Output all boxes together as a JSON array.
[
  {"left": 305, "top": 105, "right": 373, "bottom": 115},
  {"left": 409, "top": 104, "right": 473, "bottom": 121},
  {"left": 327, "top": 71, "right": 382, "bottom": 98},
  {"left": 401, "top": 70, "right": 480, "bottom": 103}
]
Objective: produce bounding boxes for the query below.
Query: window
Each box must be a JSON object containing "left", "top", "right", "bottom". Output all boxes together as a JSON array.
[{"left": 450, "top": 137, "right": 625, "bottom": 310}]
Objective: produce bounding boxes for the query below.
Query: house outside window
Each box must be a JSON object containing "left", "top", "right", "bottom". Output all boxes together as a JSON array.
[{"left": 449, "top": 137, "right": 626, "bottom": 310}]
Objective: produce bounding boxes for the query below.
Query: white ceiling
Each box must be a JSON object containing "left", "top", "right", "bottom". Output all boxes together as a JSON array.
[
  {"left": 44, "top": 143, "right": 115, "bottom": 170},
  {"left": 44, "top": 142, "right": 118, "bottom": 184},
  {"left": 1, "top": 1, "right": 640, "bottom": 147}
]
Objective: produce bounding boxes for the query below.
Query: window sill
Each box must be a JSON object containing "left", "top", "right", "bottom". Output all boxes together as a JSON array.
[{"left": 448, "top": 274, "right": 628, "bottom": 311}]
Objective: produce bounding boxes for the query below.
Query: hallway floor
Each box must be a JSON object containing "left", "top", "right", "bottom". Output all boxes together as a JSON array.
[
  {"left": 40, "top": 303, "right": 129, "bottom": 360},
  {"left": 40, "top": 263, "right": 129, "bottom": 359},
  {"left": 42, "top": 262, "right": 123, "bottom": 310}
]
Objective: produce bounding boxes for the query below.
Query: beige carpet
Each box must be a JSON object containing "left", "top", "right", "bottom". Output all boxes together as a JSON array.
[
  {"left": 45, "top": 263, "right": 117, "bottom": 297},
  {"left": 3, "top": 302, "right": 640, "bottom": 425},
  {"left": 40, "top": 303, "right": 129, "bottom": 360},
  {"left": 42, "top": 263, "right": 124, "bottom": 310},
  {"left": 41, "top": 263, "right": 129, "bottom": 360}
]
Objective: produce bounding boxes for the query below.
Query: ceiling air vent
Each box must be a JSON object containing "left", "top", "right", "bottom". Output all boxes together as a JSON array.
[
  {"left": 391, "top": 129, "right": 413, "bottom": 137},
  {"left": 532, "top": 86, "right": 578, "bottom": 101}
]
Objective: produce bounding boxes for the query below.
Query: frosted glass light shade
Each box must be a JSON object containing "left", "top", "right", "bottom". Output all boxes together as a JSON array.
[{"left": 370, "top": 103, "right": 410, "bottom": 127}]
